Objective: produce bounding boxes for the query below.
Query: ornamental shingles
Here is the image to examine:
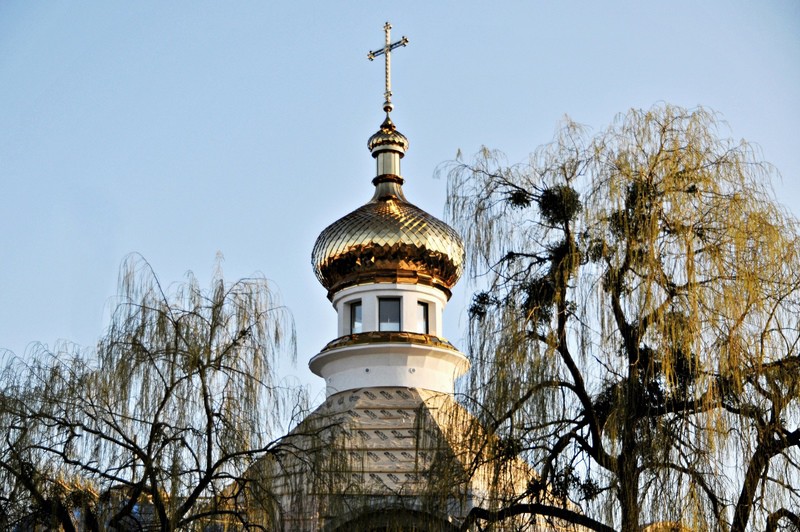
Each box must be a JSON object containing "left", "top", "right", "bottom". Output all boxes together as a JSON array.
[
  {"left": 299, "top": 388, "right": 463, "bottom": 491},
  {"left": 258, "top": 386, "right": 560, "bottom": 531}
]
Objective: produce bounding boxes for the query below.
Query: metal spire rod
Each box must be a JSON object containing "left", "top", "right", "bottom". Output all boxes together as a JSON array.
[{"left": 367, "top": 22, "right": 409, "bottom": 114}]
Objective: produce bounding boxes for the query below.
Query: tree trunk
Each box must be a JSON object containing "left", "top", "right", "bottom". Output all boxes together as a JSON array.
[
  {"left": 731, "top": 442, "right": 771, "bottom": 532},
  {"left": 619, "top": 368, "right": 641, "bottom": 532},
  {"left": 618, "top": 439, "right": 641, "bottom": 532}
]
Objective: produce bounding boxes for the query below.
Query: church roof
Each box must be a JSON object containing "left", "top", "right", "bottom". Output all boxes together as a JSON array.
[
  {"left": 263, "top": 387, "right": 520, "bottom": 530},
  {"left": 249, "top": 386, "right": 582, "bottom": 531},
  {"left": 311, "top": 186, "right": 464, "bottom": 298}
]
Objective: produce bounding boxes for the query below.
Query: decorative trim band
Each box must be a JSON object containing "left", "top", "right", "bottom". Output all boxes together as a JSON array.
[{"left": 321, "top": 331, "right": 458, "bottom": 352}]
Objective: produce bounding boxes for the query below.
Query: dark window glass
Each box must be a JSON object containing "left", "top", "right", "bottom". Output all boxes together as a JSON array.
[
  {"left": 378, "top": 298, "right": 401, "bottom": 332},
  {"left": 417, "top": 302, "right": 429, "bottom": 334},
  {"left": 350, "top": 301, "right": 363, "bottom": 334}
]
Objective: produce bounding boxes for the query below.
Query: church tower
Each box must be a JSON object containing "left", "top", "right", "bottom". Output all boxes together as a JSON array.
[
  {"left": 309, "top": 32, "right": 468, "bottom": 399},
  {"left": 255, "top": 24, "right": 544, "bottom": 532}
]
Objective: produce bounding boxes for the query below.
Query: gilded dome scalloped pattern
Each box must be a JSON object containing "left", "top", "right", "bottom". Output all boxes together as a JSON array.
[{"left": 312, "top": 193, "right": 464, "bottom": 295}]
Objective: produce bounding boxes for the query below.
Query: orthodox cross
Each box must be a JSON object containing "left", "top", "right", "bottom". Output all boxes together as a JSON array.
[{"left": 368, "top": 22, "right": 409, "bottom": 113}]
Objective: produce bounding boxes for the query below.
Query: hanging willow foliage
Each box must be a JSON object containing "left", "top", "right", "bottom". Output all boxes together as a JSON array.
[
  {"left": 443, "top": 105, "right": 800, "bottom": 531},
  {"left": 0, "top": 255, "right": 300, "bottom": 531}
]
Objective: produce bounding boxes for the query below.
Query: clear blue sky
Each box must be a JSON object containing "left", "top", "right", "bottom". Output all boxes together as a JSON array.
[{"left": 1, "top": 2, "right": 798, "bottom": 402}]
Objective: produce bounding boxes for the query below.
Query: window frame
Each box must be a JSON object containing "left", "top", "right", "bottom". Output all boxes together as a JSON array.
[
  {"left": 349, "top": 300, "right": 363, "bottom": 334},
  {"left": 378, "top": 297, "right": 402, "bottom": 332},
  {"left": 417, "top": 301, "right": 429, "bottom": 334}
]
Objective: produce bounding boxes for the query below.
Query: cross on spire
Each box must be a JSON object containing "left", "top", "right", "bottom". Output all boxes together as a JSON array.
[{"left": 367, "top": 22, "right": 409, "bottom": 114}]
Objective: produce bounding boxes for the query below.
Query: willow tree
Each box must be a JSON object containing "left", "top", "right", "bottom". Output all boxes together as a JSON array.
[
  {"left": 0, "top": 256, "right": 299, "bottom": 530},
  {"left": 445, "top": 105, "right": 800, "bottom": 531}
]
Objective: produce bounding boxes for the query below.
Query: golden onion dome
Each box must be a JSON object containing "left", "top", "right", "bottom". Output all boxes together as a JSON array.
[
  {"left": 312, "top": 184, "right": 464, "bottom": 298},
  {"left": 312, "top": 117, "right": 464, "bottom": 299}
]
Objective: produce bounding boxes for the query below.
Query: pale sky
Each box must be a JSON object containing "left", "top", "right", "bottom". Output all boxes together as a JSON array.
[{"left": 1, "top": 2, "right": 798, "bottom": 403}]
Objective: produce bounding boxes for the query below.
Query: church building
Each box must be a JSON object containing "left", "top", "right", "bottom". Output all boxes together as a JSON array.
[{"left": 243, "top": 24, "right": 569, "bottom": 532}]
